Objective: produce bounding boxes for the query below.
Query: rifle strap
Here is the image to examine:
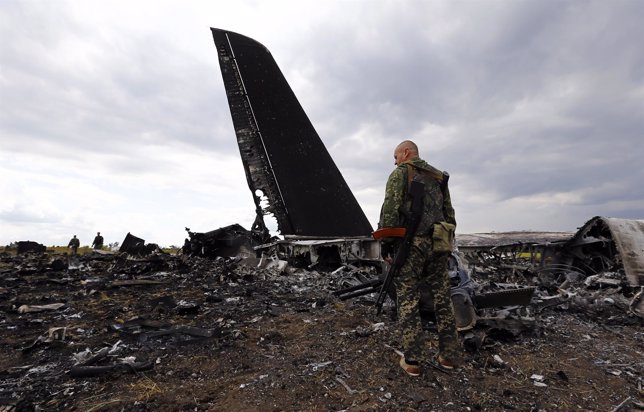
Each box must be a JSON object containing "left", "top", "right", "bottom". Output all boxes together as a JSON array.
[{"left": 406, "top": 164, "right": 414, "bottom": 192}]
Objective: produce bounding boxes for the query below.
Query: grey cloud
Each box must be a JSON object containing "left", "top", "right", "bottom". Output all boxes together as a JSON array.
[
  {"left": 300, "top": 1, "right": 643, "bottom": 225},
  {"left": 300, "top": 1, "right": 642, "bottom": 134},
  {"left": 1, "top": 2, "right": 236, "bottom": 165},
  {"left": 0, "top": 208, "right": 61, "bottom": 225}
]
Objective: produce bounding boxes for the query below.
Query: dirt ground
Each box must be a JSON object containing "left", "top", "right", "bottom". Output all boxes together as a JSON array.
[{"left": 0, "top": 251, "right": 642, "bottom": 411}]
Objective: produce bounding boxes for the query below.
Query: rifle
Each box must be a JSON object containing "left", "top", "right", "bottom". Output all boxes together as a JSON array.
[{"left": 374, "top": 179, "right": 425, "bottom": 315}]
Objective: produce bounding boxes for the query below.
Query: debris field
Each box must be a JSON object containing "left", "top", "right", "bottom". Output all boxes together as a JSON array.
[{"left": 0, "top": 246, "right": 642, "bottom": 412}]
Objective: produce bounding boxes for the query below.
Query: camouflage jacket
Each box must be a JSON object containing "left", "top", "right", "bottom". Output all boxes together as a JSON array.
[{"left": 379, "top": 158, "right": 456, "bottom": 235}]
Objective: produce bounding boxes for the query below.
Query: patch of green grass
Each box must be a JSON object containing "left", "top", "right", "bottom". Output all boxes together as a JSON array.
[
  {"left": 3, "top": 245, "right": 180, "bottom": 255},
  {"left": 46, "top": 246, "right": 95, "bottom": 255}
]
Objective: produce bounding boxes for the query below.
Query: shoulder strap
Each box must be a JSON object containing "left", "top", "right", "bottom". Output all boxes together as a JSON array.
[{"left": 405, "top": 163, "right": 414, "bottom": 191}]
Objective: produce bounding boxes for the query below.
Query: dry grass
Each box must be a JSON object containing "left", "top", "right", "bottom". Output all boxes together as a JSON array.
[{"left": 129, "top": 375, "right": 163, "bottom": 401}]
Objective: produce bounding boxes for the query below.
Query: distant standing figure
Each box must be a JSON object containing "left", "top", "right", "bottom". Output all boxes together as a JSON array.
[
  {"left": 68, "top": 235, "right": 80, "bottom": 255},
  {"left": 92, "top": 232, "right": 104, "bottom": 250}
]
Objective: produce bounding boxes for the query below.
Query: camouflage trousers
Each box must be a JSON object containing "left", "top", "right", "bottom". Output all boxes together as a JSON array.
[{"left": 395, "top": 236, "right": 459, "bottom": 363}]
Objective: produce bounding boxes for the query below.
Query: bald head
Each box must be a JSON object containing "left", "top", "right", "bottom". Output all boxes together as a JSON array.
[{"left": 393, "top": 140, "right": 419, "bottom": 166}]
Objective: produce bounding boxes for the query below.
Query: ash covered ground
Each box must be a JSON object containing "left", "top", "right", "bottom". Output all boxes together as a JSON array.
[{"left": 0, "top": 250, "right": 642, "bottom": 411}]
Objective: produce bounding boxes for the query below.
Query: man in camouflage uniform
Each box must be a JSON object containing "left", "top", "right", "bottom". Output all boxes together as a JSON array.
[
  {"left": 68, "top": 235, "right": 80, "bottom": 255},
  {"left": 379, "top": 140, "right": 460, "bottom": 376},
  {"left": 92, "top": 232, "right": 104, "bottom": 250}
]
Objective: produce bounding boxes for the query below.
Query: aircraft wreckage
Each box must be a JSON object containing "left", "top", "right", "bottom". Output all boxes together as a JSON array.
[
  {"left": 179, "top": 28, "right": 644, "bottom": 327},
  {"left": 185, "top": 28, "right": 379, "bottom": 267}
]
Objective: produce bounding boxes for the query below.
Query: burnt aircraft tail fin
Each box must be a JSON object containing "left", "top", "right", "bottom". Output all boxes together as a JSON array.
[{"left": 211, "top": 28, "right": 373, "bottom": 238}]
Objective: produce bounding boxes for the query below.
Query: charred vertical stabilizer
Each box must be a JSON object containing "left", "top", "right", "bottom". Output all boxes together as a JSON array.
[{"left": 211, "top": 28, "right": 373, "bottom": 238}]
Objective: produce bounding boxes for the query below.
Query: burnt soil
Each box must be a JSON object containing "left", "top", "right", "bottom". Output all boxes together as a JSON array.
[{"left": 0, "top": 252, "right": 642, "bottom": 411}]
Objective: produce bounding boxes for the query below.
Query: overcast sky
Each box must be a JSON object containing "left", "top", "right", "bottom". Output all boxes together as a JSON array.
[{"left": 2, "top": 0, "right": 643, "bottom": 247}]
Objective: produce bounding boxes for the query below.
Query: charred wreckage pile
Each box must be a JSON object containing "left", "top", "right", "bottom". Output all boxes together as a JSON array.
[
  {"left": 1, "top": 28, "right": 643, "bottom": 411},
  {"left": 1, "top": 216, "right": 643, "bottom": 410}
]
